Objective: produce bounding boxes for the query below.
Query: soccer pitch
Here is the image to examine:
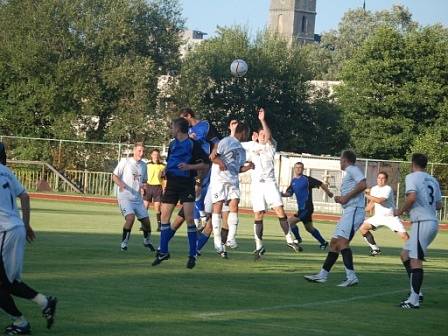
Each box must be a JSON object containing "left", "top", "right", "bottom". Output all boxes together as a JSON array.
[{"left": 4, "top": 199, "right": 448, "bottom": 336}]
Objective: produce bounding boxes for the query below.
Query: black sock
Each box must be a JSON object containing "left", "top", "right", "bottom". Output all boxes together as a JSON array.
[
  {"left": 0, "top": 288, "right": 22, "bottom": 317},
  {"left": 143, "top": 230, "right": 149, "bottom": 239},
  {"left": 322, "top": 251, "right": 339, "bottom": 272},
  {"left": 341, "top": 248, "right": 354, "bottom": 270},
  {"left": 403, "top": 259, "right": 411, "bottom": 278},
  {"left": 363, "top": 232, "right": 377, "bottom": 245},
  {"left": 278, "top": 217, "right": 289, "bottom": 235},
  {"left": 156, "top": 213, "right": 161, "bottom": 227},
  {"left": 221, "top": 228, "right": 229, "bottom": 245},
  {"left": 411, "top": 268, "right": 423, "bottom": 295},
  {"left": 255, "top": 220, "right": 263, "bottom": 240},
  {"left": 122, "top": 228, "right": 131, "bottom": 242},
  {"left": 10, "top": 281, "right": 38, "bottom": 300}
]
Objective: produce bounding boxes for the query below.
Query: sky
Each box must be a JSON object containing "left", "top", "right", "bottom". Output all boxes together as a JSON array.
[{"left": 181, "top": 0, "right": 448, "bottom": 36}]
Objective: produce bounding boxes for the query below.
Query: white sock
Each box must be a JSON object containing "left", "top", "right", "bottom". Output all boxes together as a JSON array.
[
  {"left": 227, "top": 212, "right": 238, "bottom": 242},
  {"left": 319, "top": 269, "right": 329, "bottom": 278},
  {"left": 363, "top": 237, "right": 379, "bottom": 250},
  {"left": 194, "top": 218, "right": 201, "bottom": 228},
  {"left": 12, "top": 316, "right": 28, "bottom": 328},
  {"left": 285, "top": 232, "right": 294, "bottom": 244},
  {"left": 211, "top": 213, "right": 223, "bottom": 252},
  {"left": 345, "top": 267, "right": 357, "bottom": 280},
  {"left": 32, "top": 293, "right": 48, "bottom": 310}
]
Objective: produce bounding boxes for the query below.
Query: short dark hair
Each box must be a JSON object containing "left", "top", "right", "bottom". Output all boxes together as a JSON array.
[
  {"left": 378, "top": 171, "right": 388, "bottom": 180},
  {"left": 412, "top": 153, "right": 428, "bottom": 169},
  {"left": 179, "top": 107, "right": 195, "bottom": 118},
  {"left": 173, "top": 117, "right": 189, "bottom": 134},
  {"left": 294, "top": 162, "right": 304, "bottom": 167},
  {"left": 150, "top": 148, "right": 160, "bottom": 154},
  {"left": 235, "top": 122, "right": 249, "bottom": 136},
  {"left": 341, "top": 150, "right": 357, "bottom": 164},
  {"left": 227, "top": 116, "right": 238, "bottom": 127},
  {"left": 0, "top": 143, "right": 6, "bottom": 165}
]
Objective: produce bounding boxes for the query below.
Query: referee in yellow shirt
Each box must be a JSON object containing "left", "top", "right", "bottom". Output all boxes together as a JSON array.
[{"left": 144, "top": 148, "right": 165, "bottom": 231}]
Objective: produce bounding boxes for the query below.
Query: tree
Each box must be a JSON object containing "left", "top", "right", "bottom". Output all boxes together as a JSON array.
[
  {"left": 303, "top": 6, "right": 418, "bottom": 80},
  {"left": 173, "top": 27, "right": 347, "bottom": 154},
  {"left": 0, "top": 0, "right": 184, "bottom": 144},
  {"left": 336, "top": 25, "right": 448, "bottom": 159}
]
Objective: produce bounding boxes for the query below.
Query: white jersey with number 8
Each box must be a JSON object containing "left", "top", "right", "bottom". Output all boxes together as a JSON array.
[{"left": 405, "top": 171, "right": 442, "bottom": 222}]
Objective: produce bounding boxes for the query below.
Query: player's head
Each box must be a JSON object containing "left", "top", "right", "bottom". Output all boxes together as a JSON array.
[
  {"left": 233, "top": 122, "right": 249, "bottom": 142},
  {"left": 133, "top": 142, "right": 145, "bottom": 161},
  {"left": 257, "top": 129, "right": 267, "bottom": 144},
  {"left": 179, "top": 107, "right": 196, "bottom": 125},
  {"left": 150, "top": 148, "right": 161, "bottom": 164},
  {"left": 172, "top": 117, "right": 189, "bottom": 137},
  {"left": 340, "top": 150, "right": 356, "bottom": 170},
  {"left": 411, "top": 153, "right": 428, "bottom": 171},
  {"left": 294, "top": 162, "right": 304, "bottom": 176},
  {"left": 0, "top": 142, "right": 6, "bottom": 165},
  {"left": 377, "top": 171, "right": 388, "bottom": 186}
]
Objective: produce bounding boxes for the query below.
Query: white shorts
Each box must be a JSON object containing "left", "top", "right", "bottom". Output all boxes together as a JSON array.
[
  {"left": 365, "top": 215, "right": 406, "bottom": 233},
  {"left": 251, "top": 181, "right": 283, "bottom": 212},
  {"left": 118, "top": 198, "right": 148, "bottom": 219},
  {"left": 333, "top": 207, "right": 365, "bottom": 240},
  {"left": 0, "top": 226, "right": 26, "bottom": 284},
  {"left": 404, "top": 220, "right": 438, "bottom": 260},
  {"left": 210, "top": 181, "right": 240, "bottom": 204}
]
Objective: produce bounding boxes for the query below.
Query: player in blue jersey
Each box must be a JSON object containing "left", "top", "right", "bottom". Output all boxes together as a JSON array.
[
  {"left": 395, "top": 154, "right": 442, "bottom": 309},
  {"left": 151, "top": 118, "right": 210, "bottom": 269},
  {"left": 281, "top": 162, "right": 334, "bottom": 250}
]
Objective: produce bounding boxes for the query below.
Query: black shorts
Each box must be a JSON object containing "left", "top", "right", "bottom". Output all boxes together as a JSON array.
[
  {"left": 294, "top": 208, "right": 313, "bottom": 223},
  {"left": 162, "top": 177, "right": 195, "bottom": 205},
  {"left": 145, "top": 185, "right": 163, "bottom": 202}
]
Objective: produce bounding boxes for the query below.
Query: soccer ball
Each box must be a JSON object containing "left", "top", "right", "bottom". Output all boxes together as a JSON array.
[{"left": 230, "top": 59, "right": 248, "bottom": 77}]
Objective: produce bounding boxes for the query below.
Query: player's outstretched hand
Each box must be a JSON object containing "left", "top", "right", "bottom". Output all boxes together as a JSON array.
[
  {"left": 258, "top": 108, "right": 265, "bottom": 121},
  {"left": 327, "top": 191, "right": 334, "bottom": 198},
  {"left": 26, "top": 226, "right": 36, "bottom": 243},
  {"left": 178, "top": 163, "right": 191, "bottom": 171}
]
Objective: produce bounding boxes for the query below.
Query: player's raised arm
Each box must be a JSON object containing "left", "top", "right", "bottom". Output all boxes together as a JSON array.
[{"left": 258, "top": 108, "right": 272, "bottom": 142}]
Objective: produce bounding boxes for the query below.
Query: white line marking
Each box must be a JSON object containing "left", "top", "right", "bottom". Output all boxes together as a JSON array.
[{"left": 196, "top": 288, "right": 411, "bottom": 319}]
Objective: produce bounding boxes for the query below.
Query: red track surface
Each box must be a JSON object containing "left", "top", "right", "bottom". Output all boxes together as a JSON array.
[{"left": 29, "top": 192, "right": 448, "bottom": 229}]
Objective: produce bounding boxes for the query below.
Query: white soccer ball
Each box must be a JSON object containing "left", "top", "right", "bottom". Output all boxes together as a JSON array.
[{"left": 230, "top": 59, "right": 248, "bottom": 77}]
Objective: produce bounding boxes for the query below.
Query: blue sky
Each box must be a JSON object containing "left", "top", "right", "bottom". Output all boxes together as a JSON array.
[{"left": 181, "top": 0, "right": 448, "bottom": 36}]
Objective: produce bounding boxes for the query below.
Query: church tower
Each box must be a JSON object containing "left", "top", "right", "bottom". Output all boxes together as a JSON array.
[{"left": 268, "top": 0, "right": 317, "bottom": 43}]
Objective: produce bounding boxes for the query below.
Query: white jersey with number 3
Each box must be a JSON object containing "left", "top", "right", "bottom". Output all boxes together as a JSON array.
[
  {"left": 0, "top": 164, "right": 26, "bottom": 231},
  {"left": 405, "top": 171, "right": 442, "bottom": 222}
]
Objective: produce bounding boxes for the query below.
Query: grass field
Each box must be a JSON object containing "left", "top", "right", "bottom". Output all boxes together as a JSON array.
[{"left": 3, "top": 199, "right": 448, "bottom": 336}]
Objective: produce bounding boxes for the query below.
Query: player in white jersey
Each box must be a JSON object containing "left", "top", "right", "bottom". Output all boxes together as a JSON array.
[
  {"left": 0, "top": 144, "right": 57, "bottom": 335},
  {"left": 359, "top": 172, "right": 409, "bottom": 256},
  {"left": 242, "top": 108, "right": 299, "bottom": 260},
  {"left": 112, "top": 143, "right": 154, "bottom": 252},
  {"left": 305, "top": 150, "right": 366, "bottom": 287},
  {"left": 210, "top": 123, "right": 254, "bottom": 257},
  {"left": 395, "top": 154, "right": 442, "bottom": 309}
]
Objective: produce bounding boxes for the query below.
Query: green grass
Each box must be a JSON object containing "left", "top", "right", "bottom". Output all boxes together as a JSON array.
[{"left": 4, "top": 199, "right": 448, "bottom": 336}]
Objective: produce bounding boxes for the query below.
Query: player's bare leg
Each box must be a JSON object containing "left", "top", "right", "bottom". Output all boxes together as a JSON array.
[
  {"left": 398, "top": 231, "right": 410, "bottom": 241},
  {"left": 359, "top": 222, "right": 381, "bottom": 255},
  {"left": 221, "top": 210, "right": 229, "bottom": 245},
  {"left": 273, "top": 206, "right": 299, "bottom": 252},
  {"left": 139, "top": 217, "right": 155, "bottom": 252},
  {"left": 225, "top": 199, "right": 240, "bottom": 249},
  {"left": 121, "top": 214, "right": 135, "bottom": 251}
]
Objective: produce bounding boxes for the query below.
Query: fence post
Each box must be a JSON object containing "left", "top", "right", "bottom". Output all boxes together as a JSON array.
[
  {"left": 83, "top": 170, "right": 88, "bottom": 194},
  {"left": 58, "top": 140, "right": 62, "bottom": 168},
  {"left": 364, "top": 159, "right": 369, "bottom": 180},
  {"left": 396, "top": 182, "right": 400, "bottom": 208},
  {"left": 117, "top": 143, "right": 122, "bottom": 164}
]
